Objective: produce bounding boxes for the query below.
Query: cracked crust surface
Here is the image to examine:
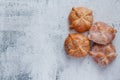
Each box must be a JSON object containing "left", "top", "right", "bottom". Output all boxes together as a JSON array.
[
  {"left": 64, "top": 33, "right": 90, "bottom": 57},
  {"left": 88, "top": 22, "right": 117, "bottom": 45},
  {"left": 90, "top": 44, "right": 117, "bottom": 66},
  {"left": 69, "top": 7, "right": 93, "bottom": 32}
]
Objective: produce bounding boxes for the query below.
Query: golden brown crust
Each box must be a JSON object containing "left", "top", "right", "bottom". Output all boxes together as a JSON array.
[
  {"left": 89, "top": 44, "right": 117, "bottom": 66},
  {"left": 64, "top": 33, "right": 90, "bottom": 57},
  {"left": 88, "top": 22, "right": 117, "bottom": 45},
  {"left": 69, "top": 7, "right": 93, "bottom": 32}
]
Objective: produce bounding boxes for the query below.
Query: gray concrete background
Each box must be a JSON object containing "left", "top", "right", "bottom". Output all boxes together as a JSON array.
[{"left": 0, "top": 0, "right": 120, "bottom": 80}]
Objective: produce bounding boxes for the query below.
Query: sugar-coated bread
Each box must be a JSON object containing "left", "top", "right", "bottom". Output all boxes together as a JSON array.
[
  {"left": 88, "top": 22, "right": 117, "bottom": 45},
  {"left": 90, "top": 44, "right": 117, "bottom": 66}
]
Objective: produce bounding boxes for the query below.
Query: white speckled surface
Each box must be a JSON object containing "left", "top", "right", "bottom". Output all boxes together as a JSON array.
[{"left": 0, "top": 0, "right": 120, "bottom": 80}]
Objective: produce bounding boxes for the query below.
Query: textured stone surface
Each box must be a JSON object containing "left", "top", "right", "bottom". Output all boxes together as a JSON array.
[{"left": 0, "top": 0, "right": 120, "bottom": 80}]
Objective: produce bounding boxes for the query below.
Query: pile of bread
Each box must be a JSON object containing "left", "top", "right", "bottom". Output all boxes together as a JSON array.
[{"left": 64, "top": 7, "right": 117, "bottom": 66}]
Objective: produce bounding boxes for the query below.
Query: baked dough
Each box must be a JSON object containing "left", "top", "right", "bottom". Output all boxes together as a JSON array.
[
  {"left": 88, "top": 22, "right": 117, "bottom": 45},
  {"left": 64, "top": 33, "right": 90, "bottom": 57},
  {"left": 69, "top": 7, "right": 93, "bottom": 32},
  {"left": 90, "top": 44, "right": 117, "bottom": 66}
]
